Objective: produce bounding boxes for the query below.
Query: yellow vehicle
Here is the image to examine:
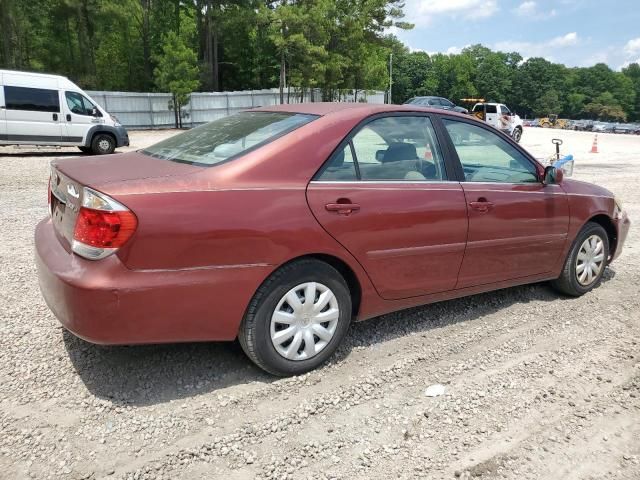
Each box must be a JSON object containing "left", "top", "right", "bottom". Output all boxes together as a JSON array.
[{"left": 539, "top": 114, "right": 569, "bottom": 129}]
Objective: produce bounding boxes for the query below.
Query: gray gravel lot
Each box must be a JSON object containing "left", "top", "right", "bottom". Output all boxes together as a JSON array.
[{"left": 0, "top": 127, "right": 638, "bottom": 480}]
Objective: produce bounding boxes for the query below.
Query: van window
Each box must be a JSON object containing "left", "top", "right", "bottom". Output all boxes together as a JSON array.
[
  {"left": 65, "top": 92, "right": 98, "bottom": 116},
  {"left": 4, "top": 86, "right": 60, "bottom": 113},
  {"left": 485, "top": 104, "right": 497, "bottom": 114}
]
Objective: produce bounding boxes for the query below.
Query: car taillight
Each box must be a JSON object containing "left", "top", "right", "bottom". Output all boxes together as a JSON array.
[{"left": 71, "top": 187, "right": 137, "bottom": 260}]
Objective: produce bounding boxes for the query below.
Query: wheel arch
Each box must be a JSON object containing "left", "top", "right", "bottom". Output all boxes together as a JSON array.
[
  {"left": 586, "top": 214, "right": 617, "bottom": 260},
  {"left": 262, "top": 253, "right": 363, "bottom": 318}
]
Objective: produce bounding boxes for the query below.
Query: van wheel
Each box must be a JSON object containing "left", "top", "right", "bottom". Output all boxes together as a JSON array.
[
  {"left": 78, "top": 146, "right": 92, "bottom": 154},
  {"left": 91, "top": 134, "right": 116, "bottom": 155},
  {"left": 239, "top": 259, "right": 352, "bottom": 376}
]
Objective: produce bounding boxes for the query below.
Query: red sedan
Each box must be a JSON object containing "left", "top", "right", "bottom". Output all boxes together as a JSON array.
[{"left": 35, "top": 103, "right": 630, "bottom": 375}]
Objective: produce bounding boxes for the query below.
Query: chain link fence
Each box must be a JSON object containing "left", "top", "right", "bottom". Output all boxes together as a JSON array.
[{"left": 86, "top": 88, "right": 386, "bottom": 130}]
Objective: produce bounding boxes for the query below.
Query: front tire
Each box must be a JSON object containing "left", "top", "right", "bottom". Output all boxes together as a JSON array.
[
  {"left": 551, "top": 222, "right": 609, "bottom": 296},
  {"left": 91, "top": 134, "right": 116, "bottom": 155},
  {"left": 239, "top": 259, "right": 352, "bottom": 376},
  {"left": 512, "top": 127, "right": 522, "bottom": 143}
]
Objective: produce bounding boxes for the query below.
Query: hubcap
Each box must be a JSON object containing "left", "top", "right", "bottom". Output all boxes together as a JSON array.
[
  {"left": 270, "top": 282, "right": 339, "bottom": 361},
  {"left": 575, "top": 234, "right": 605, "bottom": 286},
  {"left": 98, "top": 139, "right": 111, "bottom": 151}
]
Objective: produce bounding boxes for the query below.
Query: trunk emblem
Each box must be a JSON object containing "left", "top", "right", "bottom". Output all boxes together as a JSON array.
[{"left": 67, "top": 184, "right": 80, "bottom": 199}]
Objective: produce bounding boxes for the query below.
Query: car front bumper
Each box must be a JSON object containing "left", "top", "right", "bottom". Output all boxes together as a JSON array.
[
  {"left": 612, "top": 210, "right": 631, "bottom": 261},
  {"left": 35, "top": 218, "right": 272, "bottom": 345}
]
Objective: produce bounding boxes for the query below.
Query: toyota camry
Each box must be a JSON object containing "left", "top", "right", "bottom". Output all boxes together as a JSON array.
[{"left": 35, "top": 103, "right": 630, "bottom": 376}]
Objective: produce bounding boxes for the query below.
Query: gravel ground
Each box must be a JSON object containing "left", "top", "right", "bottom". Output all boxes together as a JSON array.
[{"left": 0, "top": 127, "right": 638, "bottom": 480}]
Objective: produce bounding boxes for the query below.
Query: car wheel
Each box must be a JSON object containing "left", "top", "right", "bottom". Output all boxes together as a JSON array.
[
  {"left": 91, "top": 134, "right": 116, "bottom": 155},
  {"left": 78, "top": 146, "right": 92, "bottom": 154},
  {"left": 239, "top": 259, "right": 352, "bottom": 376},
  {"left": 551, "top": 222, "right": 609, "bottom": 296},
  {"left": 512, "top": 127, "right": 522, "bottom": 143}
]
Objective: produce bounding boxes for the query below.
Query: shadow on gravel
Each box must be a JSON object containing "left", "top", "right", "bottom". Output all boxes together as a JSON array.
[
  {"left": 63, "top": 268, "right": 615, "bottom": 406},
  {"left": 63, "top": 332, "right": 274, "bottom": 407}
]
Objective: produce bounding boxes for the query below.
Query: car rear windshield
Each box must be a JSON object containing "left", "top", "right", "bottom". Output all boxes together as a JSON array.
[{"left": 142, "top": 111, "right": 317, "bottom": 166}]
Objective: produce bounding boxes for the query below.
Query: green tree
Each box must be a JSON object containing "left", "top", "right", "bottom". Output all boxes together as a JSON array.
[{"left": 154, "top": 31, "right": 200, "bottom": 128}]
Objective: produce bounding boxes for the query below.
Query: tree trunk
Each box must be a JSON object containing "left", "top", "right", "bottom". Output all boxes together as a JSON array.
[
  {"left": 212, "top": 27, "right": 219, "bottom": 91},
  {"left": 141, "top": 0, "right": 152, "bottom": 90},
  {"left": 279, "top": 48, "right": 285, "bottom": 104},
  {"left": 0, "top": 1, "right": 13, "bottom": 67},
  {"left": 173, "top": 94, "right": 179, "bottom": 129}
]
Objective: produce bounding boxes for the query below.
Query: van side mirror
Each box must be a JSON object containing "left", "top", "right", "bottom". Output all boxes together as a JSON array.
[
  {"left": 91, "top": 107, "right": 101, "bottom": 117},
  {"left": 543, "top": 165, "right": 563, "bottom": 185}
]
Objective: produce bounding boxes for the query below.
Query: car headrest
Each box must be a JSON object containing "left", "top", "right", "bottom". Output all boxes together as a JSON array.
[{"left": 383, "top": 142, "right": 419, "bottom": 163}]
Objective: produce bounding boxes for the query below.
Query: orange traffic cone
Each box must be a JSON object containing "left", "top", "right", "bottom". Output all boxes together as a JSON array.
[{"left": 590, "top": 134, "right": 598, "bottom": 154}]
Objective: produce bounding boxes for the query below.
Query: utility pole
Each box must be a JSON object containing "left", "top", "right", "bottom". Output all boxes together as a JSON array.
[{"left": 388, "top": 53, "right": 393, "bottom": 104}]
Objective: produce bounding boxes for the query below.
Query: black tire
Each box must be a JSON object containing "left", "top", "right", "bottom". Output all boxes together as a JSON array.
[
  {"left": 91, "top": 133, "right": 116, "bottom": 155},
  {"left": 551, "top": 222, "right": 609, "bottom": 296},
  {"left": 238, "top": 259, "right": 352, "bottom": 376},
  {"left": 78, "top": 146, "right": 92, "bottom": 153},
  {"left": 512, "top": 127, "right": 522, "bottom": 143}
]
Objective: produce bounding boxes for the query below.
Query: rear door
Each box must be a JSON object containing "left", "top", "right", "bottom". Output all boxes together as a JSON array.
[
  {"left": 484, "top": 104, "right": 499, "bottom": 128},
  {"left": 3, "top": 85, "right": 64, "bottom": 144},
  {"left": 306, "top": 114, "right": 469, "bottom": 300},
  {"left": 441, "top": 117, "right": 569, "bottom": 288}
]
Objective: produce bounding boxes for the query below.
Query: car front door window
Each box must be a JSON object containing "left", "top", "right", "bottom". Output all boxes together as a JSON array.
[
  {"left": 65, "top": 92, "right": 97, "bottom": 116},
  {"left": 443, "top": 119, "right": 538, "bottom": 183}
]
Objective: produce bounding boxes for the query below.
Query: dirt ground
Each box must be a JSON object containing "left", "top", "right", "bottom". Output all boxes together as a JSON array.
[{"left": 0, "top": 126, "right": 638, "bottom": 480}]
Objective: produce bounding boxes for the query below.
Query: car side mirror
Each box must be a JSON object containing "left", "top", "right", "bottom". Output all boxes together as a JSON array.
[
  {"left": 543, "top": 165, "right": 563, "bottom": 185},
  {"left": 91, "top": 107, "right": 101, "bottom": 117}
]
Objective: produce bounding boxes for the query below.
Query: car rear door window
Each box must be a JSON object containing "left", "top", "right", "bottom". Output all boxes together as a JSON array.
[
  {"left": 443, "top": 119, "right": 538, "bottom": 183},
  {"left": 317, "top": 116, "right": 447, "bottom": 182},
  {"left": 4, "top": 86, "right": 60, "bottom": 113},
  {"left": 485, "top": 104, "right": 497, "bottom": 114}
]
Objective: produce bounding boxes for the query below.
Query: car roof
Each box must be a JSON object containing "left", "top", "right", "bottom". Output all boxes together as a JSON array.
[{"left": 253, "top": 102, "right": 467, "bottom": 118}]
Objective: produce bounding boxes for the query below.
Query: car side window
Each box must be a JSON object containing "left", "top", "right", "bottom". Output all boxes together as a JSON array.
[
  {"left": 316, "top": 144, "right": 358, "bottom": 181},
  {"left": 4, "top": 86, "right": 60, "bottom": 113},
  {"left": 443, "top": 119, "right": 539, "bottom": 184},
  {"left": 485, "top": 104, "right": 497, "bottom": 114},
  {"left": 65, "top": 91, "right": 98, "bottom": 116},
  {"left": 501, "top": 105, "right": 511, "bottom": 114}
]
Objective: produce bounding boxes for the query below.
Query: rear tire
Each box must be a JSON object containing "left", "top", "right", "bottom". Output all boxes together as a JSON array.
[
  {"left": 551, "top": 222, "right": 609, "bottom": 296},
  {"left": 238, "top": 259, "right": 352, "bottom": 376},
  {"left": 91, "top": 134, "right": 116, "bottom": 155}
]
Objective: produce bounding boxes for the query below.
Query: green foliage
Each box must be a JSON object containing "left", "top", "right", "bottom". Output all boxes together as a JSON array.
[
  {"left": 154, "top": 31, "right": 199, "bottom": 128},
  {"left": 0, "top": 1, "right": 637, "bottom": 121}
]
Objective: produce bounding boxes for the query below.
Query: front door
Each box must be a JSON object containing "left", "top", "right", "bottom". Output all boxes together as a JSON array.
[
  {"left": 3, "top": 85, "right": 64, "bottom": 144},
  {"left": 441, "top": 118, "right": 570, "bottom": 288},
  {"left": 306, "top": 115, "right": 469, "bottom": 300},
  {"left": 0, "top": 82, "right": 6, "bottom": 140},
  {"left": 63, "top": 91, "right": 103, "bottom": 145}
]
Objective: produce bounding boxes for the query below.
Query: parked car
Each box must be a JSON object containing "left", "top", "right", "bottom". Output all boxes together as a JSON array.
[
  {"left": 612, "top": 123, "right": 636, "bottom": 134},
  {"left": 35, "top": 103, "right": 630, "bottom": 376},
  {"left": 404, "top": 96, "right": 468, "bottom": 114},
  {"left": 0, "top": 69, "right": 128, "bottom": 154},
  {"left": 592, "top": 122, "right": 614, "bottom": 133}
]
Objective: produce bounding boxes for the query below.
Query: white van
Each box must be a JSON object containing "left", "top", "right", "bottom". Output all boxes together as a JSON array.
[{"left": 0, "top": 69, "right": 129, "bottom": 154}]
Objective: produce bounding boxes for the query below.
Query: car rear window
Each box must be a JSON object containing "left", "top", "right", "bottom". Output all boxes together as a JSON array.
[{"left": 142, "top": 111, "right": 317, "bottom": 166}]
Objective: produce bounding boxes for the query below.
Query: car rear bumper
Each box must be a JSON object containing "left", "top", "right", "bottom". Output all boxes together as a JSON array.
[
  {"left": 612, "top": 211, "right": 630, "bottom": 261},
  {"left": 35, "top": 218, "right": 272, "bottom": 345}
]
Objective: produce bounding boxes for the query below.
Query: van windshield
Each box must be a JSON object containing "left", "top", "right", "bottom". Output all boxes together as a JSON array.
[{"left": 142, "top": 111, "right": 317, "bottom": 166}]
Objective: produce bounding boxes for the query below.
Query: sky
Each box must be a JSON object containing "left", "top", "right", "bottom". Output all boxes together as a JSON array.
[{"left": 391, "top": 0, "right": 640, "bottom": 70}]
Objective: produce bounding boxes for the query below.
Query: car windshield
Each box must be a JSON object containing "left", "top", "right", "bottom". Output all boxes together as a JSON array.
[{"left": 142, "top": 111, "right": 317, "bottom": 166}]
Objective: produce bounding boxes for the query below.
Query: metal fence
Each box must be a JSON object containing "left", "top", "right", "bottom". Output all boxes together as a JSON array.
[{"left": 86, "top": 88, "right": 386, "bottom": 130}]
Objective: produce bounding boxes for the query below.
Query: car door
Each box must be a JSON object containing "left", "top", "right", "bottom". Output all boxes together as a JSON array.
[
  {"left": 3, "top": 85, "right": 64, "bottom": 144},
  {"left": 484, "top": 104, "right": 499, "bottom": 128},
  {"left": 441, "top": 117, "right": 570, "bottom": 288},
  {"left": 63, "top": 91, "right": 103, "bottom": 144},
  {"left": 306, "top": 114, "right": 469, "bottom": 300}
]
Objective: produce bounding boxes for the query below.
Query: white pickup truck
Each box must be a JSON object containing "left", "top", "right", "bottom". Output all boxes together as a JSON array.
[{"left": 471, "top": 102, "right": 523, "bottom": 143}]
